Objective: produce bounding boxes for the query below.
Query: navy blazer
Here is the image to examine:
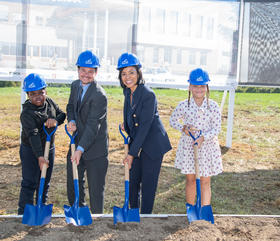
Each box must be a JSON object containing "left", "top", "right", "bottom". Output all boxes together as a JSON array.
[{"left": 123, "top": 84, "right": 171, "bottom": 160}]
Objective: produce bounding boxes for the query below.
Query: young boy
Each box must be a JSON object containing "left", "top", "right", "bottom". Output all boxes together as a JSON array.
[{"left": 18, "top": 73, "right": 66, "bottom": 215}]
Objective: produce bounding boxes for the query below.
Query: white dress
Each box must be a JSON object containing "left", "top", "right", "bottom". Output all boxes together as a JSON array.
[{"left": 169, "top": 97, "right": 223, "bottom": 177}]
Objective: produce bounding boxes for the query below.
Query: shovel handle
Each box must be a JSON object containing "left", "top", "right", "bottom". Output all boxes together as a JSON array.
[
  {"left": 41, "top": 124, "right": 57, "bottom": 178},
  {"left": 65, "top": 125, "right": 79, "bottom": 180},
  {"left": 119, "top": 125, "right": 130, "bottom": 181},
  {"left": 124, "top": 144, "right": 129, "bottom": 181},
  {"left": 188, "top": 129, "right": 202, "bottom": 179}
]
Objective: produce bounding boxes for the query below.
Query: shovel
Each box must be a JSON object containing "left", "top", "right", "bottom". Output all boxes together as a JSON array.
[
  {"left": 64, "top": 124, "right": 92, "bottom": 226},
  {"left": 113, "top": 125, "right": 140, "bottom": 225},
  {"left": 22, "top": 124, "right": 57, "bottom": 226},
  {"left": 186, "top": 129, "right": 214, "bottom": 224}
]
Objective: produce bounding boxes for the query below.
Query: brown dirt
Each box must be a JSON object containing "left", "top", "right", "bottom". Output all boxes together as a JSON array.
[{"left": 0, "top": 216, "right": 279, "bottom": 241}]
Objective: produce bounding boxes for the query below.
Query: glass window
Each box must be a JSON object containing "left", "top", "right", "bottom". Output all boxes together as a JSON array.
[
  {"left": 195, "top": 15, "right": 203, "bottom": 38},
  {"left": 152, "top": 8, "right": 165, "bottom": 34},
  {"left": 189, "top": 51, "right": 196, "bottom": 65},
  {"left": 166, "top": 11, "right": 178, "bottom": 34},
  {"left": 206, "top": 17, "right": 214, "bottom": 39},
  {"left": 177, "top": 49, "right": 182, "bottom": 64},
  {"left": 182, "top": 13, "right": 191, "bottom": 37},
  {"left": 200, "top": 52, "right": 207, "bottom": 65},
  {"left": 41, "top": 46, "right": 48, "bottom": 57},
  {"left": 153, "top": 48, "right": 159, "bottom": 63},
  {"left": 33, "top": 46, "right": 39, "bottom": 56}
]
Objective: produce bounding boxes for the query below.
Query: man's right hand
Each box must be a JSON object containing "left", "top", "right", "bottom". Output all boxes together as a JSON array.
[{"left": 71, "top": 150, "right": 82, "bottom": 165}]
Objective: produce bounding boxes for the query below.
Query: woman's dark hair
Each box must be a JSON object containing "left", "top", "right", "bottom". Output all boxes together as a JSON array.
[{"left": 118, "top": 65, "right": 145, "bottom": 89}]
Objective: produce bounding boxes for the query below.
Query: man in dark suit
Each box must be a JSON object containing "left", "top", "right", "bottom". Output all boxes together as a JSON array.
[{"left": 66, "top": 50, "right": 108, "bottom": 214}]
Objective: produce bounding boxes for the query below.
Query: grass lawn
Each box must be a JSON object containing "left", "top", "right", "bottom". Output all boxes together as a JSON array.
[{"left": 0, "top": 86, "right": 279, "bottom": 215}]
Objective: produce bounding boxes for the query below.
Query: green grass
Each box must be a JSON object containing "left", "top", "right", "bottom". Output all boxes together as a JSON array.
[{"left": 0, "top": 86, "right": 279, "bottom": 215}]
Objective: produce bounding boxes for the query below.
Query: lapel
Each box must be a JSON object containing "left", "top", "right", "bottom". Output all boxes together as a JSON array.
[
  {"left": 130, "top": 84, "right": 143, "bottom": 111},
  {"left": 77, "top": 81, "right": 96, "bottom": 112}
]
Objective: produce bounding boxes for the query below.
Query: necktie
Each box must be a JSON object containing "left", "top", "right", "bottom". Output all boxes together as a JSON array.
[{"left": 77, "top": 86, "right": 83, "bottom": 111}]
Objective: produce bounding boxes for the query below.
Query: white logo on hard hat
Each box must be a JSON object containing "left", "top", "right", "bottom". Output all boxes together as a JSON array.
[
  {"left": 28, "top": 82, "right": 36, "bottom": 88},
  {"left": 196, "top": 76, "right": 203, "bottom": 82},
  {"left": 122, "top": 59, "right": 129, "bottom": 65},
  {"left": 85, "top": 59, "right": 93, "bottom": 64}
]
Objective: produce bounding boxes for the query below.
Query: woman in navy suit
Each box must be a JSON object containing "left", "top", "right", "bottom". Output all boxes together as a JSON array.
[{"left": 117, "top": 52, "right": 172, "bottom": 214}]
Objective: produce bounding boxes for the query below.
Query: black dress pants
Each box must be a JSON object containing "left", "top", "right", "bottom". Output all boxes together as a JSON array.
[{"left": 67, "top": 151, "right": 108, "bottom": 214}]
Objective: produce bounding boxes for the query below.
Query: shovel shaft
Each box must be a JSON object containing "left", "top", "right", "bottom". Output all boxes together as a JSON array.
[
  {"left": 193, "top": 145, "right": 200, "bottom": 179},
  {"left": 41, "top": 140, "right": 50, "bottom": 179},
  {"left": 124, "top": 144, "right": 129, "bottom": 181},
  {"left": 71, "top": 144, "right": 78, "bottom": 180}
]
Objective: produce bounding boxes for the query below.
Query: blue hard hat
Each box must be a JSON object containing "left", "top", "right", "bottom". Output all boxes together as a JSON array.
[
  {"left": 23, "top": 73, "right": 47, "bottom": 92},
  {"left": 76, "top": 50, "right": 100, "bottom": 68},
  {"left": 188, "top": 68, "right": 210, "bottom": 85},
  {"left": 117, "top": 52, "right": 142, "bottom": 70}
]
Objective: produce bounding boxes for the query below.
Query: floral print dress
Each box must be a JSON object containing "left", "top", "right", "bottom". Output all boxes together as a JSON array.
[{"left": 169, "top": 97, "right": 222, "bottom": 177}]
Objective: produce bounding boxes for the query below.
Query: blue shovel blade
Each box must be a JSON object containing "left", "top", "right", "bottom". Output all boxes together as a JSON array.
[
  {"left": 186, "top": 203, "right": 214, "bottom": 224},
  {"left": 201, "top": 205, "right": 214, "bottom": 224},
  {"left": 113, "top": 206, "right": 140, "bottom": 225},
  {"left": 22, "top": 203, "right": 53, "bottom": 226},
  {"left": 64, "top": 204, "right": 92, "bottom": 226},
  {"left": 186, "top": 203, "right": 199, "bottom": 223}
]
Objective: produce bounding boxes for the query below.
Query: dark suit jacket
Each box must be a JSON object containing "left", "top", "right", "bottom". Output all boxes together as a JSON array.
[
  {"left": 66, "top": 79, "right": 108, "bottom": 160},
  {"left": 123, "top": 84, "right": 171, "bottom": 160}
]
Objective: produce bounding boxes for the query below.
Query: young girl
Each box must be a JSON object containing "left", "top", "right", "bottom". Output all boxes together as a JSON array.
[{"left": 169, "top": 68, "right": 222, "bottom": 216}]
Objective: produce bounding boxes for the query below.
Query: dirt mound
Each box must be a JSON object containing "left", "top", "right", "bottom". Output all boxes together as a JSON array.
[{"left": 0, "top": 216, "right": 279, "bottom": 241}]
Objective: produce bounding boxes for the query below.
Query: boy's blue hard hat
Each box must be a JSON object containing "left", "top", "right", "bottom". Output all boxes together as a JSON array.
[
  {"left": 76, "top": 50, "right": 100, "bottom": 68},
  {"left": 23, "top": 73, "right": 47, "bottom": 92},
  {"left": 188, "top": 68, "right": 210, "bottom": 85},
  {"left": 117, "top": 52, "right": 142, "bottom": 70}
]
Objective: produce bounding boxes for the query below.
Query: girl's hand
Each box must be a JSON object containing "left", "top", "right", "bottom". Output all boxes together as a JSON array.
[
  {"left": 120, "top": 122, "right": 125, "bottom": 131},
  {"left": 194, "top": 135, "right": 204, "bottom": 149},
  {"left": 38, "top": 156, "right": 49, "bottom": 170},
  {"left": 123, "top": 154, "right": 134, "bottom": 169},
  {"left": 45, "top": 118, "right": 57, "bottom": 128},
  {"left": 182, "top": 124, "right": 196, "bottom": 137}
]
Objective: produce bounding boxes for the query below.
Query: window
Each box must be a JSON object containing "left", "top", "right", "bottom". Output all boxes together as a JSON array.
[
  {"left": 182, "top": 13, "right": 191, "bottom": 37},
  {"left": 33, "top": 46, "right": 39, "bottom": 56},
  {"left": 140, "top": 7, "right": 151, "bottom": 32},
  {"left": 167, "top": 11, "right": 178, "bottom": 34},
  {"left": 164, "top": 48, "right": 172, "bottom": 64},
  {"left": 206, "top": 17, "right": 214, "bottom": 39},
  {"left": 41, "top": 46, "right": 48, "bottom": 57},
  {"left": 152, "top": 8, "right": 165, "bottom": 34},
  {"left": 36, "top": 16, "right": 43, "bottom": 26},
  {"left": 195, "top": 15, "right": 203, "bottom": 38},
  {"left": 200, "top": 52, "right": 207, "bottom": 65},
  {"left": 189, "top": 51, "right": 196, "bottom": 65},
  {"left": 177, "top": 49, "right": 182, "bottom": 64},
  {"left": 153, "top": 48, "right": 159, "bottom": 63}
]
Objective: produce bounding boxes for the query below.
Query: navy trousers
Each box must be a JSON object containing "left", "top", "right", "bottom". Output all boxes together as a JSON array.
[
  {"left": 129, "top": 150, "right": 163, "bottom": 214},
  {"left": 67, "top": 151, "right": 108, "bottom": 214},
  {"left": 18, "top": 144, "right": 54, "bottom": 215}
]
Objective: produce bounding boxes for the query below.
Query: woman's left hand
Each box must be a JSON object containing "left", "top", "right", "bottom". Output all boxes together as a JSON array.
[{"left": 123, "top": 154, "right": 134, "bottom": 169}]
